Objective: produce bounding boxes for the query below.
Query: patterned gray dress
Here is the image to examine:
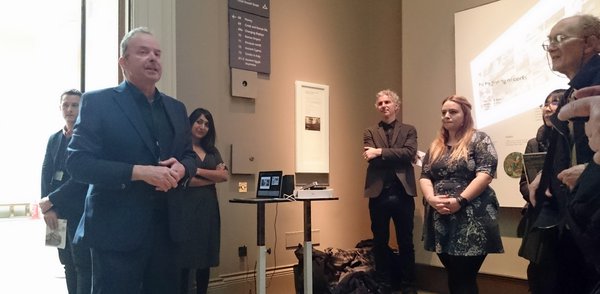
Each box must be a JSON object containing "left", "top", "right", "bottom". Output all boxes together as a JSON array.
[{"left": 421, "top": 131, "right": 504, "bottom": 256}]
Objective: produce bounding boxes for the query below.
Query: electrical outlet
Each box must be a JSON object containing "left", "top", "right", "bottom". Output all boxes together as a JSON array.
[
  {"left": 238, "top": 245, "right": 247, "bottom": 257},
  {"left": 238, "top": 182, "right": 248, "bottom": 193}
]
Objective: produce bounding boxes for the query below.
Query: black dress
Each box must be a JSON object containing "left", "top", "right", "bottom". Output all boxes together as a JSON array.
[{"left": 176, "top": 149, "right": 223, "bottom": 268}]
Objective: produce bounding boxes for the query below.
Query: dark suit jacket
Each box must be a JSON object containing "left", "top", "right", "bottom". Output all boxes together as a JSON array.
[
  {"left": 41, "top": 130, "right": 65, "bottom": 198},
  {"left": 363, "top": 121, "right": 417, "bottom": 198},
  {"left": 66, "top": 82, "right": 197, "bottom": 251},
  {"left": 567, "top": 161, "right": 600, "bottom": 269},
  {"left": 537, "top": 54, "right": 600, "bottom": 228},
  {"left": 41, "top": 130, "right": 88, "bottom": 230}
]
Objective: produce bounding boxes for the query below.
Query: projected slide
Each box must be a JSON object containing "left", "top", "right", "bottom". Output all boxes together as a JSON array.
[{"left": 455, "top": 0, "right": 600, "bottom": 207}]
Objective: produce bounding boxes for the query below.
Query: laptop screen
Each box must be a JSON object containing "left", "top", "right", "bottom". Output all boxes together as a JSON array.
[{"left": 256, "top": 171, "right": 283, "bottom": 198}]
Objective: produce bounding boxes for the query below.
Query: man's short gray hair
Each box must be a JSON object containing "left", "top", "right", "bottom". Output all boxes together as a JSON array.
[
  {"left": 577, "top": 14, "right": 600, "bottom": 38},
  {"left": 375, "top": 89, "right": 401, "bottom": 107},
  {"left": 120, "top": 27, "right": 153, "bottom": 57}
]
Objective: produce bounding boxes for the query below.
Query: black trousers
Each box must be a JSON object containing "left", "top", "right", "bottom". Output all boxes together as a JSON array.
[
  {"left": 90, "top": 213, "right": 176, "bottom": 294},
  {"left": 369, "top": 187, "right": 416, "bottom": 289},
  {"left": 557, "top": 230, "right": 600, "bottom": 294},
  {"left": 527, "top": 260, "right": 559, "bottom": 294},
  {"left": 58, "top": 222, "right": 92, "bottom": 294},
  {"left": 437, "top": 253, "right": 486, "bottom": 294},
  {"left": 524, "top": 227, "right": 599, "bottom": 294},
  {"left": 180, "top": 268, "right": 209, "bottom": 294}
]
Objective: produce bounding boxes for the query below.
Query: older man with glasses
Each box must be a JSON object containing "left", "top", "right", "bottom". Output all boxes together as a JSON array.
[{"left": 527, "top": 14, "right": 600, "bottom": 294}]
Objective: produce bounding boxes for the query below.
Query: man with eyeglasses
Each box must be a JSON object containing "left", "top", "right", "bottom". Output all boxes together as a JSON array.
[{"left": 530, "top": 14, "right": 600, "bottom": 294}]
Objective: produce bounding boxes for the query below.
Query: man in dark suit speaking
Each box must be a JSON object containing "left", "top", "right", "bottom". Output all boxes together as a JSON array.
[
  {"left": 66, "top": 27, "right": 197, "bottom": 293},
  {"left": 363, "top": 89, "right": 418, "bottom": 294}
]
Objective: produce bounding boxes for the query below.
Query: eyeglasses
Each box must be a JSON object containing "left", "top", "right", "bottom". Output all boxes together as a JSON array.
[
  {"left": 541, "top": 34, "right": 582, "bottom": 51},
  {"left": 539, "top": 100, "right": 559, "bottom": 109}
]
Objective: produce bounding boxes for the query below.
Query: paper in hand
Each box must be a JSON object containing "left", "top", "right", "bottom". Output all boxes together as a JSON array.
[
  {"left": 45, "top": 219, "right": 67, "bottom": 249},
  {"left": 412, "top": 150, "right": 426, "bottom": 167}
]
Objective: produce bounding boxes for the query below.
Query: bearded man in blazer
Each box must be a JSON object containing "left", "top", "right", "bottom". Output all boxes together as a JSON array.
[
  {"left": 66, "top": 27, "right": 197, "bottom": 294},
  {"left": 363, "top": 89, "right": 418, "bottom": 294}
]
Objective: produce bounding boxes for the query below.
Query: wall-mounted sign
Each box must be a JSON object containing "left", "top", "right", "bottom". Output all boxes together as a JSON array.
[
  {"left": 228, "top": 9, "right": 271, "bottom": 74},
  {"left": 228, "top": 0, "right": 269, "bottom": 18}
]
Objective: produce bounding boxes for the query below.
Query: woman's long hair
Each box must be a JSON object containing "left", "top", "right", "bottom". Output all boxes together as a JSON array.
[
  {"left": 428, "top": 95, "right": 476, "bottom": 164},
  {"left": 188, "top": 108, "right": 217, "bottom": 154}
]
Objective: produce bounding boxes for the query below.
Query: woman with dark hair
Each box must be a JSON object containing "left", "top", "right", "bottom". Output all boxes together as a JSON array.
[
  {"left": 177, "top": 108, "right": 228, "bottom": 294},
  {"left": 420, "top": 95, "right": 503, "bottom": 294},
  {"left": 519, "top": 89, "right": 565, "bottom": 202},
  {"left": 517, "top": 89, "right": 565, "bottom": 294}
]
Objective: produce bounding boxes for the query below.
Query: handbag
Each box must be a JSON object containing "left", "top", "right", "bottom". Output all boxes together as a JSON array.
[
  {"left": 516, "top": 205, "right": 529, "bottom": 238},
  {"left": 518, "top": 225, "right": 558, "bottom": 264},
  {"left": 518, "top": 202, "right": 559, "bottom": 264}
]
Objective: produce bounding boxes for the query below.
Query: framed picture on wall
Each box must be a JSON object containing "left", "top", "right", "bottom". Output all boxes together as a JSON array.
[{"left": 295, "top": 81, "right": 329, "bottom": 173}]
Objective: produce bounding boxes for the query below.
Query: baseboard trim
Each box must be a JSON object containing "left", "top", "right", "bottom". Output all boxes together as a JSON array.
[
  {"left": 208, "top": 264, "right": 296, "bottom": 291},
  {"left": 207, "top": 262, "right": 530, "bottom": 293}
]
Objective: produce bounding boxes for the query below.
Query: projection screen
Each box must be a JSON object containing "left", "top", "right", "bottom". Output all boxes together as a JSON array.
[{"left": 455, "top": 0, "right": 600, "bottom": 207}]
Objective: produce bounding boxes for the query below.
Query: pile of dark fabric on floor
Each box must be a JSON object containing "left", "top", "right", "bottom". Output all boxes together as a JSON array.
[{"left": 293, "top": 239, "right": 394, "bottom": 294}]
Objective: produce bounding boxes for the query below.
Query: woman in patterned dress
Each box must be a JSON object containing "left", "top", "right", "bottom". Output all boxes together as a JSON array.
[{"left": 420, "top": 95, "right": 504, "bottom": 294}]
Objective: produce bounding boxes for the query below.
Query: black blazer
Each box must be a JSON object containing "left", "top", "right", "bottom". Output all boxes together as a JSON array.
[
  {"left": 537, "top": 54, "right": 600, "bottom": 226},
  {"left": 363, "top": 121, "right": 418, "bottom": 198},
  {"left": 567, "top": 161, "right": 600, "bottom": 269},
  {"left": 41, "top": 130, "right": 88, "bottom": 226},
  {"left": 41, "top": 130, "right": 64, "bottom": 198},
  {"left": 67, "top": 82, "right": 197, "bottom": 251}
]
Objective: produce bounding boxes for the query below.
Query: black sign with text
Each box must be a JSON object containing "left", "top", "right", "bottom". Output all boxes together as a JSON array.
[
  {"left": 228, "top": 0, "right": 269, "bottom": 17},
  {"left": 228, "top": 9, "right": 271, "bottom": 74}
]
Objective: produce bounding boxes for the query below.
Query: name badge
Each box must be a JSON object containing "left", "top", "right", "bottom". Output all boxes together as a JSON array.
[{"left": 53, "top": 171, "right": 64, "bottom": 181}]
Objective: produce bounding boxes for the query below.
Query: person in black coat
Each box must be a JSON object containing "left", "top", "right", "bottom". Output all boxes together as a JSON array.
[
  {"left": 40, "top": 89, "right": 91, "bottom": 294},
  {"left": 532, "top": 14, "right": 600, "bottom": 294},
  {"left": 558, "top": 85, "right": 600, "bottom": 293},
  {"left": 517, "top": 89, "right": 565, "bottom": 294}
]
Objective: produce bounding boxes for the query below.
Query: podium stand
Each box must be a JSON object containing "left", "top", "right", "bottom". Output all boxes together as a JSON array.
[{"left": 229, "top": 197, "right": 338, "bottom": 294}]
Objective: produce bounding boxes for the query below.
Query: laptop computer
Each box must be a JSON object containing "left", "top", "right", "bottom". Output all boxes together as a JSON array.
[
  {"left": 230, "top": 171, "right": 288, "bottom": 203},
  {"left": 256, "top": 170, "right": 283, "bottom": 198}
]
